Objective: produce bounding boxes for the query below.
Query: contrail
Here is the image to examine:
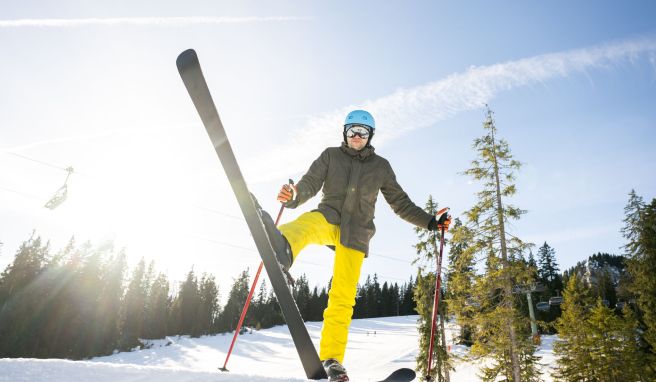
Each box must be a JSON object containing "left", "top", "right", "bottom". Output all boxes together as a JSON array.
[
  {"left": 244, "top": 35, "right": 656, "bottom": 181},
  {"left": 0, "top": 16, "right": 308, "bottom": 28}
]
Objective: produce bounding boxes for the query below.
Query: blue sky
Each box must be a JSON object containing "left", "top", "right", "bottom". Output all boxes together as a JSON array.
[{"left": 1, "top": 1, "right": 655, "bottom": 293}]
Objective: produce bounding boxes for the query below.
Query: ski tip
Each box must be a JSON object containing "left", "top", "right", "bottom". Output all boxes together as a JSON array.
[{"left": 176, "top": 49, "right": 198, "bottom": 71}]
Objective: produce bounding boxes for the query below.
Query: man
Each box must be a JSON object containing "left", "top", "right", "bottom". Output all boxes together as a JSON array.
[{"left": 260, "top": 110, "right": 451, "bottom": 382}]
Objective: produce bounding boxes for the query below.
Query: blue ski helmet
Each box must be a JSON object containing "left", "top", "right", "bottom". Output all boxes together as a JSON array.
[{"left": 344, "top": 110, "right": 375, "bottom": 130}]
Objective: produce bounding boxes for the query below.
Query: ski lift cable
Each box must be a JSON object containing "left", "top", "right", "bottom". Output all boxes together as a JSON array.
[
  {"left": 0, "top": 185, "right": 42, "bottom": 200},
  {"left": 4, "top": 151, "right": 68, "bottom": 172},
  {"left": 4, "top": 151, "right": 87, "bottom": 177}
]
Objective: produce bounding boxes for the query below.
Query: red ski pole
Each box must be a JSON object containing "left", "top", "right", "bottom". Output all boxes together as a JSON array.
[
  {"left": 426, "top": 207, "right": 449, "bottom": 381},
  {"left": 220, "top": 198, "right": 288, "bottom": 372}
]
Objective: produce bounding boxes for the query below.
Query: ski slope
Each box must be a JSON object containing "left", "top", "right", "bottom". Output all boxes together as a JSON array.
[{"left": 0, "top": 315, "right": 558, "bottom": 381}]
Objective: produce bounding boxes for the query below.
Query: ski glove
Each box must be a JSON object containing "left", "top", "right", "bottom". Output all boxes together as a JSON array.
[
  {"left": 277, "top": 183, "right": 298, "bottom": 203},
  {"left": 427, "top": 207, "right": 451, "bottom": 232}
]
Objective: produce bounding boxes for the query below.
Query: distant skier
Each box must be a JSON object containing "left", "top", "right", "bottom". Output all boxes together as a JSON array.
[{"left": 260, "top": 110, "right": 451, "bottom": 381}]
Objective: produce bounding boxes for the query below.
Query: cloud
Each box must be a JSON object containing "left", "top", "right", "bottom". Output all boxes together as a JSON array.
[
  {"left": 0, "top": 16, "right": 308, "bottom": 28},
  {"left": 243, "top": 35, "right": 656, "bottom": 181}
]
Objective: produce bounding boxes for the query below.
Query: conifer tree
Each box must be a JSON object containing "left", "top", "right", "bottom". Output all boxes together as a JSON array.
[
  {"left": 536, "top": 242, "right": 561, "bottom": 292},
  {"left": 556, "top": 272, "right": 643, "bottom": 380},
  {"left": 265, "top": 288, "right": 285, "bottom": 328},
  {"left": 586, "top": 301, "right": 642, "bottom": 380},
  {"left": 413, "top": 195, "right": 452, "bottom": 381},
  {"left": 458, "top": 107, "right": 537, "bottom": 381},
  {"left": 198, "top": 273, "right": 219, "bottom": 335},
  {"left": 366, "top": 274, "right": 382, "bottom": 318},
  {"left": 307, "top": 285, "right": 328, "bottom": 322},
  {"left": 252, "top": 279, "right": 269, "bottom": 329},
  {"left": 217, "top": 269, "right": 251, "bottom": 332},
  {"left": 293, "top": 274, "right": 311, "bottom": 320},
  {"left": 554, "top": 274, "right": 595, "bottom": 380},
  {"left": 621, "top": 191, "right": 656, "bottom": 377},
  {"left": 120, "top": 258, "right": 147, "bottom": 348},
  {"left": 73, "top": 242, "right": 107, "bottom": 357},
  {"left": 354, "top": 277, "right": 370, "bottom": 318},
  {"left": 41, "top": 237, "right": 81, "bottom": 358},
  {"left": 145, "top": 272, "right": 169, "bottom": 339},
  {"left": 95, "top": 249, "right": 127, "bottom": 352},
  {"left": 178, "top": 269, "right": 201, "bottom": 336},
  {"left": 400, "top": 276, "right": 417, "bottom": 315},
  {"left": 445, "top": 218, "right": 476, "bottom": 346},
  {"left": 0, "top": 234, "right": 50, "bottom": 357}
]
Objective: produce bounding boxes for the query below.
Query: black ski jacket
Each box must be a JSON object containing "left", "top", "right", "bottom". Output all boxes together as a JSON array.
[{"left": 285, "top": 142, "right": 433, "bottom": 256}]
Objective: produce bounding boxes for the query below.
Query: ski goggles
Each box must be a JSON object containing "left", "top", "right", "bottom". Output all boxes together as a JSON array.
[{"left": 345, "top": 125, "right": 371, "bottom": 139}]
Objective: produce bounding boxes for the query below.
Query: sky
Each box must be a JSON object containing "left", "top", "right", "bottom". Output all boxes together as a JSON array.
[{"left": 1, "top": 1, "right": 655, "bottom": 295}]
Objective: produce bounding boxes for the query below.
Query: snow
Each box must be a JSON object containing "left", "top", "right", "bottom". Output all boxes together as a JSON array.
[{"left": 0, "top": 315, "right": 558, "bottom": 381}]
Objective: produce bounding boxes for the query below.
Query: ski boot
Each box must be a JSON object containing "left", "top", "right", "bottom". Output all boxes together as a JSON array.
[
  {"left": 258, "top": 207, "right": 295, "bottom": 285},
  {"left": 322, "top": 359, "right": 349, "bottom": 382}
]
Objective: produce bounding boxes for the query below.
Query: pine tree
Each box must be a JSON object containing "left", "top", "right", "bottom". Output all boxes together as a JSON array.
[
  {"left": 198, "top": 273, "right": 219, "bottom": 335},
  {"left": 413, "top": 195, "right": 452, "bottom": 381},
  {"left": 587, "top": 301, "right": 642, "bottom": 381},
  {"left": 73, "top": 243, "right": 113, "bottom": 357},
  {"left": 96, "top": 249, "right": 127, "bottom": 352},
  {"left": 120, "top": 258, "right": 147, "bottom": 349},
  {"left": 366, "top": 274, "right": 381, "bottom": 318},
  {"left": 536, "top": 242, "right": 562, "bottom": 292},
  {"left": 400, "top": 276, "right": 417, "bottom": 315},
  {"left": 179, "top": 268, "right": 201, "bottom": 336},
  {"left": 621, "top": 191, "right": 656, "bottom": 378},
  {"left": 0, "top": 234, "right": 50, "bottom": 357},
  {"left": 354, "top": 277, "right": 369, "bottom": 318},
  {"left": 40, "top": 237, "right": 81, "bottom": 358},
  {"left": 554, "top": 274, "right": 596, "bottom": 380},
  {"left": 445, "top": 218, "right": 476, "bottom": 346},
  {"left": 252, "top": 279, "right": 269, "bottom": 329},
  {"left": 307, "top": 285, "right": 328, "bottom": 322},
  {"left": 556, "top": 270, "right": 644, "bottom": 381},
  {"left": 293, "top": 274, "right": 311, "bottom": 320},
  {"left": 459, "top": 107, "right": 537, "bottom": 381},
  {"left": 217, "top": 269, "right": 251, "bottom": 333},
  {"left": 145, "top": 272, "right": 170, "bottom": 339},
  {"left": 535, "top": 242, "right": 562, "bottom": 324}
]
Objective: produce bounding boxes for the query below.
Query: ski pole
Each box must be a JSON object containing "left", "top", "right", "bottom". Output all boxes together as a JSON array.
[
  {"left": 426, "top": 207, "right": 449, "bottom": 381},
  {"left": 220, "top": 182, "right": 291, "bottom": 372}
]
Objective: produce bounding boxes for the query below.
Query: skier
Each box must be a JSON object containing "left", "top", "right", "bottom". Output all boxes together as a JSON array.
[{"left": 260, "top": 110, "right": 451, "bottom": 382}]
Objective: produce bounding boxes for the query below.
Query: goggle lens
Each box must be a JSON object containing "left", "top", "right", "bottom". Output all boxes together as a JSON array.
[{"left": 345, "top": 125, "right": 370, "bottom": 139}]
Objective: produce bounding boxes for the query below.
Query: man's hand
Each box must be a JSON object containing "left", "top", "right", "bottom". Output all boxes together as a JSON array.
[
  {"left": 277, "top": 183, "right": 298, "bottom": 203},
  {"left": 428, "top": 207, "right": 452, "bottom": 232}
]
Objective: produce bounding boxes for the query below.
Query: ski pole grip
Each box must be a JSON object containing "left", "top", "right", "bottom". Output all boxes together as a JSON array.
[{"left": 436, "top": 207, "right": 450, "bottom": 225}]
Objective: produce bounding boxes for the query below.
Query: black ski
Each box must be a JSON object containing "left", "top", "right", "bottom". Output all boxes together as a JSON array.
[
  {"left": 376, "top": 368, "right": 416, "bottom": 382},
  {"left": 176, "top": 49, "right": 327, "bottom": 380}
]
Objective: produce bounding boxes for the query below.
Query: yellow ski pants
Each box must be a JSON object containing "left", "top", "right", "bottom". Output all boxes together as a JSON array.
[{"left": 278, "top": 211, "right": 365, "bottom": 364}]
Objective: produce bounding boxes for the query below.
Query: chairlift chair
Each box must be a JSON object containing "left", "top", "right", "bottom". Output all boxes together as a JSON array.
[
  {"left": 549, "top": 296, "right": 563, "bottom": 306},
  {"left": 44, "top": 166, "right": 74, "bottom": 210},
  {"left": 536, "top": 302, "right": 550, "bottom": 312}
]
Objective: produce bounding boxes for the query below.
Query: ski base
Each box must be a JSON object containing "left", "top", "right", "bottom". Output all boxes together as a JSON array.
[{"left": 375, "top": 367, "right": 416, "bottom": 382}]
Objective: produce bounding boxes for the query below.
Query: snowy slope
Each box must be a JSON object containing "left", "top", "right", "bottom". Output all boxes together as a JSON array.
[{"left": 0, "top": 315, "right": 557, "bottom": 381}]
